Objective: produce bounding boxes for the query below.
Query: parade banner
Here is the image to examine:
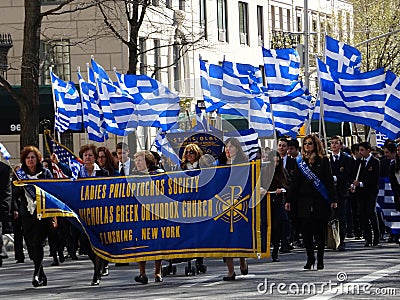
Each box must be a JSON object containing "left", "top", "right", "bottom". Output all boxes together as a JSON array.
[{"left": 21, "top": 162, "right": 269, "bottom": 262}]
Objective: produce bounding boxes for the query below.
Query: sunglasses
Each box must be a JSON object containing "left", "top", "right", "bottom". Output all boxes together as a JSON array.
[
  {"left": 186, "top": 150, "right": 195, "bottom": 155},
  {"left": 304, "top": 142, "right": 314, "bottom": 146}
]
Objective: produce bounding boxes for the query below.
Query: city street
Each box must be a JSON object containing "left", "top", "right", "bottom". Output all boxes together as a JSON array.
[{"left": 0, "top": 237, "right": 399, "bottom": 299}]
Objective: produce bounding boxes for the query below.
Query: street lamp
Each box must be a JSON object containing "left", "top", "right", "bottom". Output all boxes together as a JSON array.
[{"left": 0, "top": 33, "right": 13, "bottom": 79}]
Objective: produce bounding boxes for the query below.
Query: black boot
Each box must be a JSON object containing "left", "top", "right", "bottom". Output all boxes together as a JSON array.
[
  {"left": 304, "top": 256, "right": 315, "bottom": 270},
  {"left": 317, "top": 249, "right": 324, "bottom": 270}
]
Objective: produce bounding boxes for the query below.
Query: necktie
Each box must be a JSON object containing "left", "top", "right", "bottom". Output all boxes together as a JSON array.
[
  {"left": 334, "top": 155, "right": 339, "bottom": 162},
  {"left": 120, "top": 164, "right": 125, "bottom": 175}
]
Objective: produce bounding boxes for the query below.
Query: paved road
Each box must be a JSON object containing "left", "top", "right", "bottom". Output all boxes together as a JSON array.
[{"left": 0, "top": 238, "right": 399, "bottom": 299}]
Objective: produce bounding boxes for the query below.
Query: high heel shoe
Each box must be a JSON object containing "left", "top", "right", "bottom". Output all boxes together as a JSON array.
[
  {"left": 240, "top": 260, "right": 248, "bottom": 275},
  {"left": 32, "top": 275, "right": 43, "bottom": 287},
  {"left": 222, "top": 272, "right": 236, "bottom": 281},
  {"left": 303, "top": 258, "right": 315, "bottom": 270}
]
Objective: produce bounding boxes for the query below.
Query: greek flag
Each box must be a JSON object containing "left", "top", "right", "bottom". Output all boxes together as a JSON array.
[
  {"left": 78, "top": 70, "right": 108, "bottom": 142},
  {"left": 375, "top": 71, "right": 400, "bottom": 140},
  {"left": 91, "top": 59, "right": 133, "bottom": 136},
  {"left": 114, "top": 72, "right": 180, "bottom": 132},
  {"left": 154, "top": 131, "right": 181, "bottom": 165},
  {"left": 0, "top": 143, "right": 10, "bottom": 160},
  {"left": 325, "top": 35, "right": 362, "bottom": 74},
  {"left": 50, "top": 72, "right": 82, "bottom": 133},
  {"left": 200, "top": 59, "right": 274, "bottom": 137},
  {"left": 68, "top": 158, "right": 82, "bottom": 180},
  {"left": 273, "top": 93, "right": 313, "bottom": 138},
  {"left": 377, "top": 177, "right": 400, "bottom": 235},
  {"left": 316, "top": 58, "right": 386, "bottom": 129},
  {"left": 262, "top": 47, "right": 300, "bottom": 93},
  {"left": 224, "top": 128, "right": 259, "bottom": 161},
  {"left": 200, "top": 59, "right": 254, "bottom": 112},
  {"left": 375, "top": 131, "right": 388, "bottom": 147}
]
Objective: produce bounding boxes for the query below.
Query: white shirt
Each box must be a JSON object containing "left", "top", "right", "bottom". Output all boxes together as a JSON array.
[{"left": 119, "top": 159, "right": 131, "bottom": 175}]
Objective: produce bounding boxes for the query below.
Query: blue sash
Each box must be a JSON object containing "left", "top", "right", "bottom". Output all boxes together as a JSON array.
[{"left": 296, "top": 156, "right": 330, "bottom": 202}]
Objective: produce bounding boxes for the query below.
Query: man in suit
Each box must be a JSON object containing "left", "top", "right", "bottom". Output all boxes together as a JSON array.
[
  {"left": 329, "top": 136, "right": 352, "bottom": 251},
  {"left": 116, "top": 142, "right": 135, "bottom": 176},
  {"left": 351, "top": 142, "right": 380, "bottom": 247},
  {"left": 0, "top": 161, "right": 11, "bottom": 267},
  {"left": 277, "top": 138, "right": 294, "bottom": 252}
]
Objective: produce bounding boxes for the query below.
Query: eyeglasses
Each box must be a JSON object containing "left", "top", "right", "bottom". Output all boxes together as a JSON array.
[
  {"left": 304, "top": 142, "right": 314, "bottom": 146},
  {"left": 186, "top": 150, "right": 195, "bottom": 155}
]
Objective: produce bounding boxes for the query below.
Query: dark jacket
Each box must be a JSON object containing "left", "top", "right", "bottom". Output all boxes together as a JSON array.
[
  {"left": 287, "top": 156, "right": 337, "bottom": 220},
  {"left": 330, "top": 152, "right": 352, "bottom": 198},
  {"left": 352, "top": 155, "right": 380, "bottom": 196},
  {"left": 12, "top": 164, "right": 53, "bottom": 217}
]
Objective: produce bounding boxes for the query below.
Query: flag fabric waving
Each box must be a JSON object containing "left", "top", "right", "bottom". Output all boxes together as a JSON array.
[
  {"left": 325, "top": 35, "right": 362, "bottom": 74},
  {"left": 262, "top": 47, "right": 300, "bottom": 92},
  {"left": 0, "top": 143, "right": 11, "bottom": 160},
  {"left": 316, "top": 58, "right": 386, "bottom": 129},
  {"left": 114, "top": 72, "right": 180, "bottom": 132},
  {"left": 375, "top": 70, "right": 400, "bottom": 140},
  {"left": 78, "top": 69, "right": 108, "bottom": 142},
  {"left": 44, "top": 131, "right": 82, "bottom": 165},
  {"left": 91, "top": 59, "right": 133, "bottom": 136},
  {"left": 50, "top": 72, "right": 82, "bottom": 133},
  {"left": 154, "top": 131, "right": 181, "bottom": 166}
]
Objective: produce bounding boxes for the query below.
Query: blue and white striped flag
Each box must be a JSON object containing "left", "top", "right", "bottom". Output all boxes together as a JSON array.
[
  {"left": 114, "top": 72, "right": 180, "bottom": 132},
  {"left": 316, "top": 58, "right": 386, "bottom": 129},
  {"left": 375, "top": 131, "right": 388, "bottom": 147},
  {"left": 78, "top": 69, "right": 108, "bottom": 142},
  {"left": 273, "top": 94, "right": 313, "bottom": 138},
  {"left": 91, "top": 59, "right": 133, "bottom": 136},
  {"left": 224, "top": 129, "right": 259, "bottom": 161},
  {"left": 200, "top": 59, "right": 254, "bottom": 112},
  {"left": 68, "top": 158, "right": 82, "bottom": 180},
  {"left": 325, "top": 35, "right": 362, "bottom": 74},
  {"left": 0, "top": 143, "right": 10, "bottom": 160},
  {"left": 154, "top": 131, "right": 181, "bottom": 165},
  {"left": 262, "top": 47, "right": 300, "bottom": 93},
  {"left": 200, "top": 59, "right": 274, "bottom": 137},
  {"left": 375, "top": 71, "right": 400, "bottom": 140},
  {"left": 50, "top": 72, "right": 82, "bottom": 133}
]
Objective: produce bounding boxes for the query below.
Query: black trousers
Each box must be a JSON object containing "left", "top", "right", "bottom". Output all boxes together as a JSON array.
[
  {"left": 81, "top": 234, "right": 106, "bottom": 279},
  {"left": 335, "top": 196, "right": 348, "bottom": 243},
  {"left": 358, "top": 193, "right": 380, "bottom": 243},
  {"left": 301, "top": 217, "right": 327, "bottom": 262},
  {"left": 22, "top": 214, "right": 50, "bottom": 278}
]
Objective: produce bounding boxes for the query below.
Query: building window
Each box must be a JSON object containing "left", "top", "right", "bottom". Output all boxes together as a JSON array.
[
  {"left": 217, "top": 0, "right": 228, "bottom": 42},
  {"left": 179, "top": 0, "right": 185, "bottom": 11},
  {"left": 41, "top": 0, "right": 67, "bottom": 5},
  {"left": 139, "top": 37, "right": 146, "bottom": 74},
  {"left": 200, "top": 0, "right": 207, "bottom": 39},
  {"left": 257, "top": 6, "right": 264, "bottom": 46},
  {"left": 287, "top": 9, "right": 291, "bottom": 32},
  {"left": 238, "top": 2, "right": 249, "bottom": 45},
  {"left": 271, "top": 5, "right": 275, "bottom": 30},
  {"left": 154, "top": 39, "right": 161, "bottom": 81},
  {"left": 279, "top": 7, "right": 283, "bottom": 30},
  {"left": 40, "top": 40, "right": 70, "bottom": 85},
  {"left": 166, "top": 0, "right": 172, "bottom": 9}
]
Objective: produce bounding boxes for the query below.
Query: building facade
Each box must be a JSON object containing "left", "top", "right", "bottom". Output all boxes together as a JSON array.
[{"left": 0, "top": 0, "right": 353, "bottom": 163}]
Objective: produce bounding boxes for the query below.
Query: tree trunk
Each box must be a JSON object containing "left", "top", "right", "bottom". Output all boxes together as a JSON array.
[{"left": 19, "top": 0, "right": 42, "bottom": 149}]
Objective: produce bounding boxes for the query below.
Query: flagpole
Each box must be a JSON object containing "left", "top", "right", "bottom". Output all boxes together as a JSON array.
[
  {"left": 77, "top": 66, "right": 88, "bottom": 145},
  {"left": 49, "top": 67, "right": 57, "bottom": 138}
]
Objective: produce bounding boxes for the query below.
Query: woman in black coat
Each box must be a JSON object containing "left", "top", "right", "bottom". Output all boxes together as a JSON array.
[
  {"left": 286, "top": 135, "right": 337, "bottom": 270},
  {"left": 12, "top": 146, "right": 53, "bottom": 287}
]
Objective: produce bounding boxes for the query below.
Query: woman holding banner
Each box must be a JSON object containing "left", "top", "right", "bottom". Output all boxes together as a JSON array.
[
  {"left": 217, "top": 137, "right": 249, "bottom": 281},
  {"left": 133, "top": 150, "right": 164, "bottom": 284},
  {"left": 77, "top": 144, "right": 109, "bottom": 286},
  {"left": 12, "top": 146, "right": 53, "bottom": 287},
  {"left": 285, "top": 135, "right": 337, "bottom": 270}
]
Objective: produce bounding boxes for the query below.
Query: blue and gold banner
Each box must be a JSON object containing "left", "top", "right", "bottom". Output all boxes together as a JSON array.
[{"left": 22, "top": 162, "right": 269, "bottom": 262}]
